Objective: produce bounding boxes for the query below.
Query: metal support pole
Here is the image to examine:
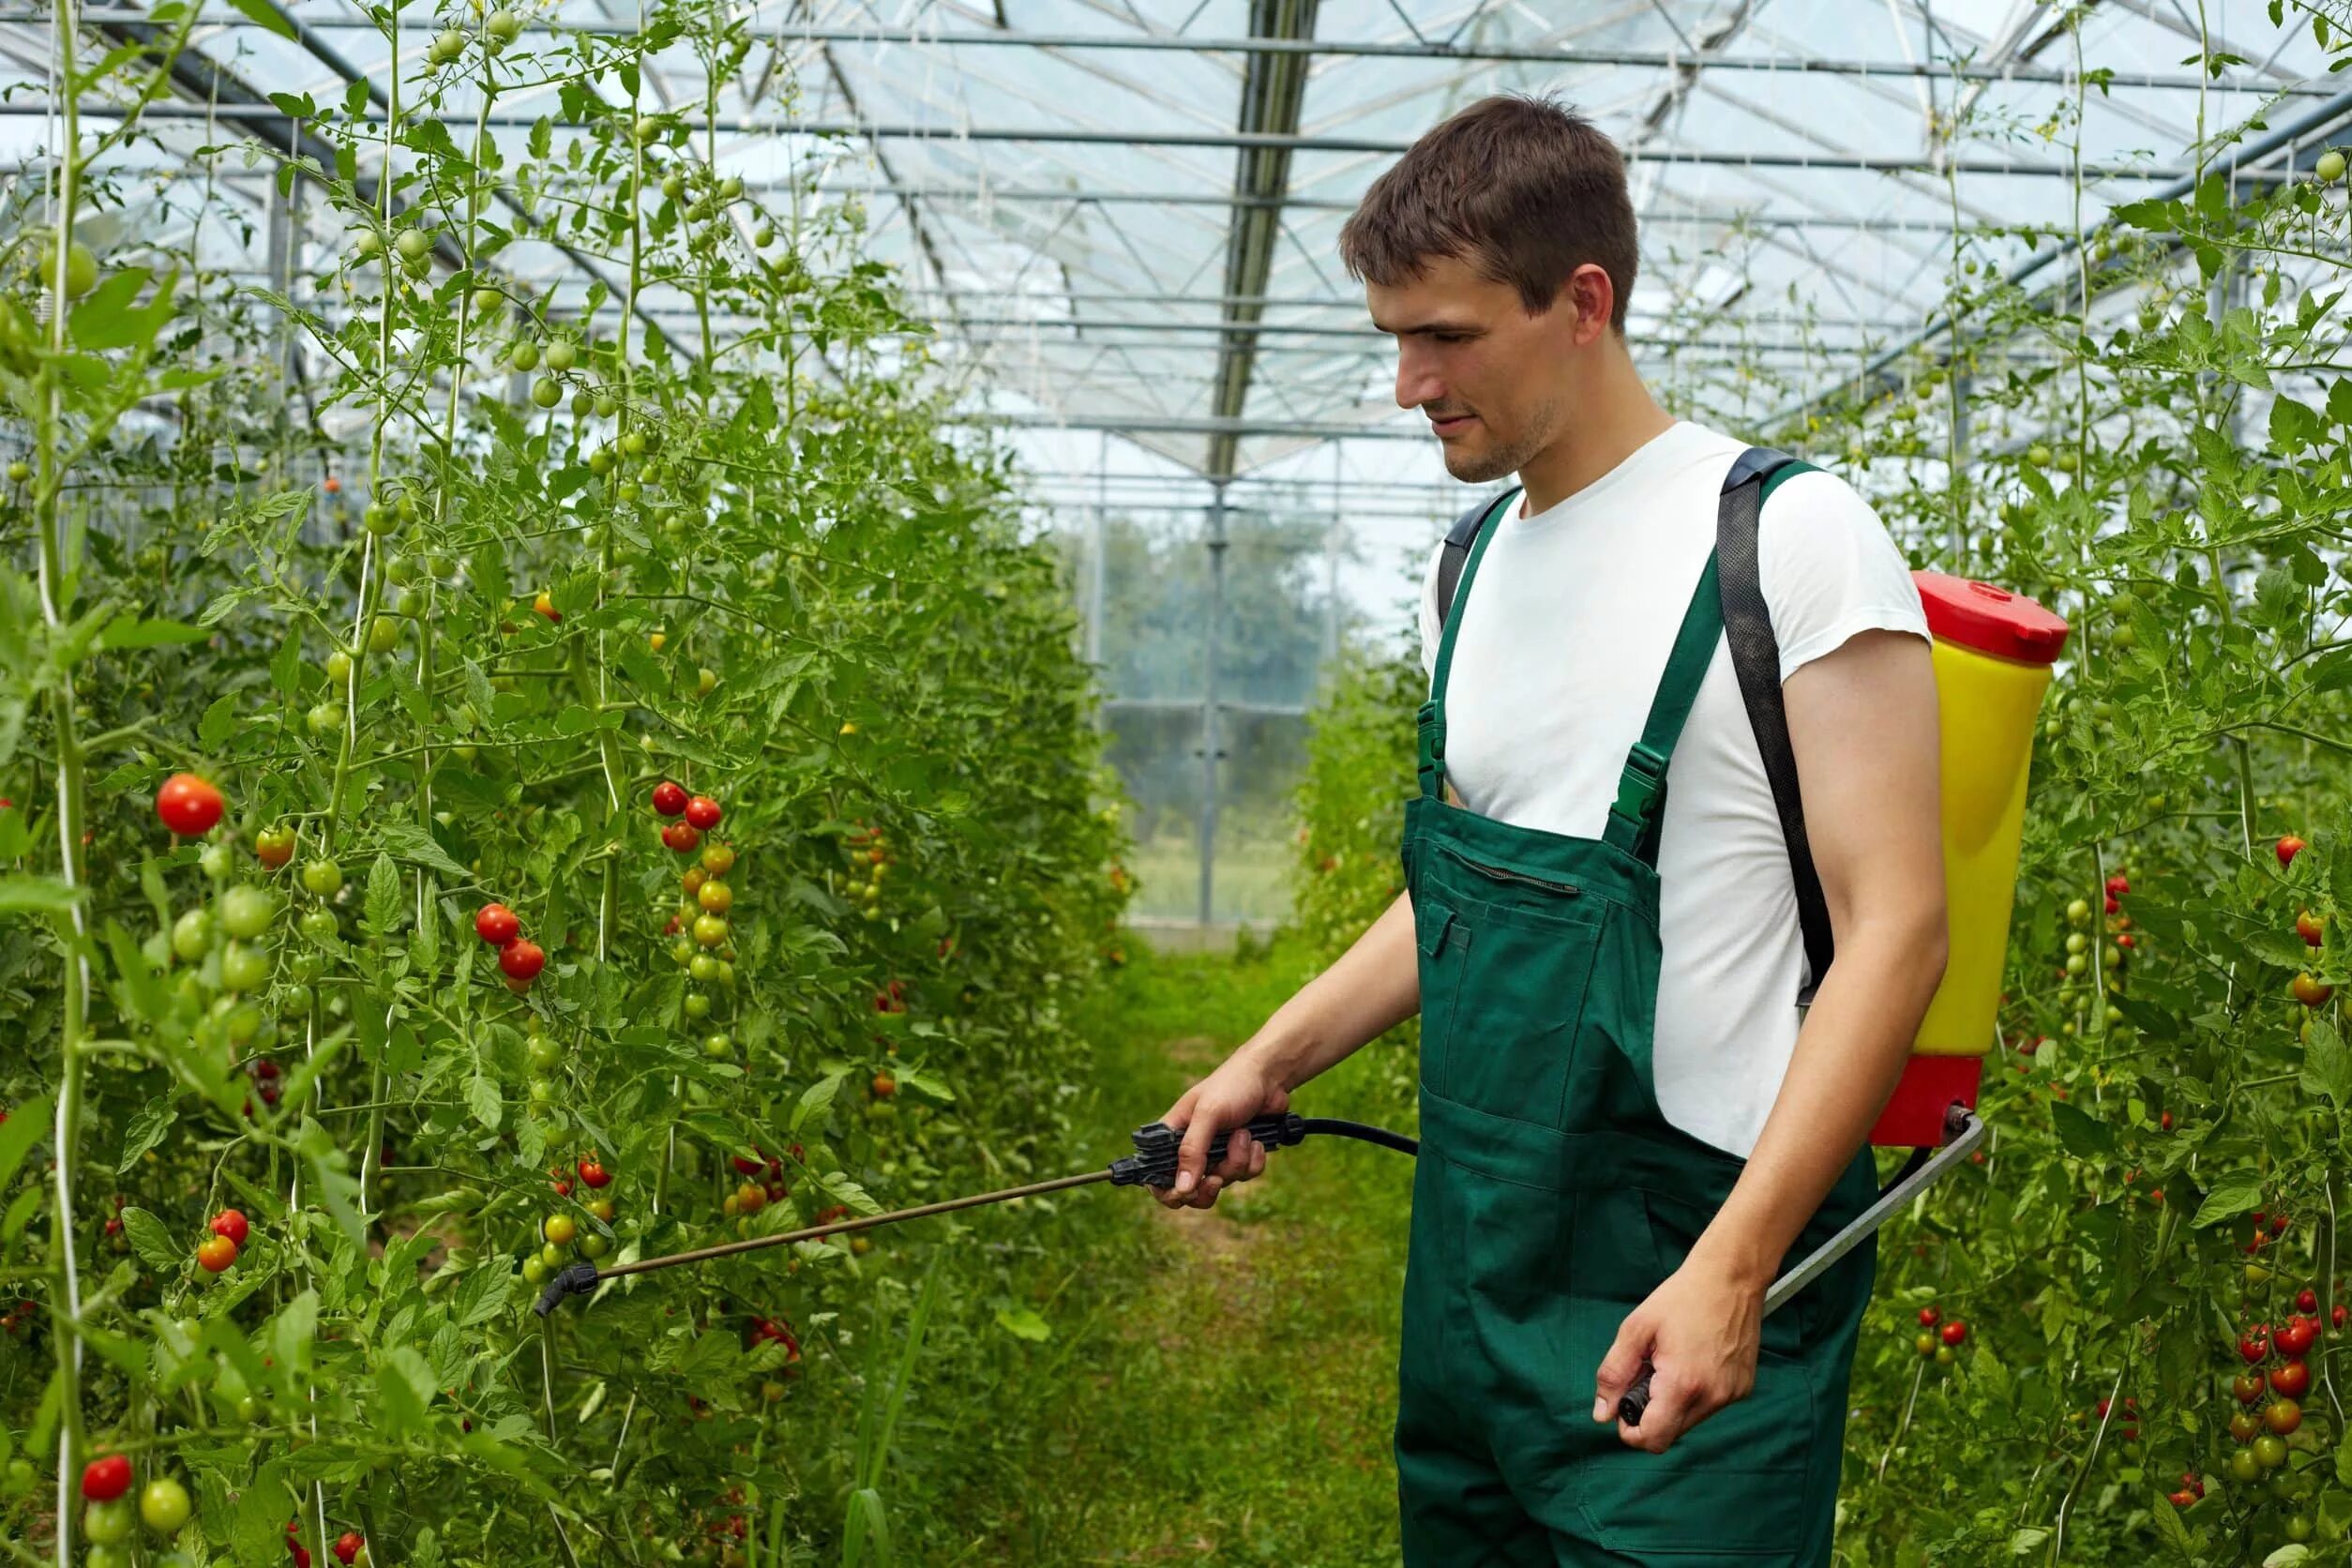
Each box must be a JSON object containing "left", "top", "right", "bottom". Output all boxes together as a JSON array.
[
  {"left": 1199, "top": 484, "right": 1229, "bottom": 929},
  {"left": 1949, "top": 372, "right": 1969, "bottom": 570},
  {"left": 1085, "top": 430, "right": 1108, "bottom": 731}
]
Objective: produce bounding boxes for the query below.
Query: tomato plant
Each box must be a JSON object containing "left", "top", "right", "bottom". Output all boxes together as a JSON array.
[{"left": 0, "top": 0, "right": 1128, "bottom": 1560}]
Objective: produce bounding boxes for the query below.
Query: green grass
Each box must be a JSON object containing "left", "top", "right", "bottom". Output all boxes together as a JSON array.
[{"left": 904, "top": 939, "right": 1417, "bottom": 1566}]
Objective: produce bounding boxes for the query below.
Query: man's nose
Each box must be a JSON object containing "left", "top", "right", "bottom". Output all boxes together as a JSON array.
[{"left": 1395, "top": 347, "right": 1444, "bottom": 411}]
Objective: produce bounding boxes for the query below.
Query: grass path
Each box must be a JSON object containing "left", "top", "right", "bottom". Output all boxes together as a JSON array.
[{"left": 932, "top": 941, "right": 1417, "bottom": 1566}]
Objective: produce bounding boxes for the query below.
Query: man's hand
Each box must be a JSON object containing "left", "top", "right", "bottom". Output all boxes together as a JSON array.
[
  {"left": 1591, "top": 1259, "right": 1767, "bottom": 1453},
  {"left": 1153, "top": 1050, "right": 1290, "bottom": 1211}
]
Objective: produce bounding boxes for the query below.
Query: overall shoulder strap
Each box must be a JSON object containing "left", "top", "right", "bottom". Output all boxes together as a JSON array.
[
  {"left": 1716, "top": 446, "right": 1832, "bottom": 1004},
  {"left": 1435, "top": 488, "right": 1520, "bottom": 629}
]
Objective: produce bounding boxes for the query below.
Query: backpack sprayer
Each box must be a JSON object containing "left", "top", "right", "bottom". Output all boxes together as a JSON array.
[{"left": 539, "top": 550, "right": 2066, "bottom": 1436}]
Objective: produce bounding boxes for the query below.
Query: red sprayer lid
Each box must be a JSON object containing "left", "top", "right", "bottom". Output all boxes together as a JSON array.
[{"left": 1911, "top": 572, "right": 2070, "bottom": 666}]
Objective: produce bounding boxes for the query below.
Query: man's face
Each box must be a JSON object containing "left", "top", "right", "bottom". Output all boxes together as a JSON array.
[{"left": 1366, "top": 253, "right": 1586, "bottom": 484}]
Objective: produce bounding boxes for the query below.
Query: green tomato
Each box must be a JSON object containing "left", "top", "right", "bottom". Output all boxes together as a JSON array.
[
  {"left": 660, "top": 172, "right": 686, "bottom": 200},
  {"left": 471, "top": 285, "right": 503, "bottom": 316},
  {"left": 199, "top": 842, "right": 234, "bottom": 881},
  {"left": 219, "top": 884, "right": 277, "bottom": 939},
  {"left": 352, "top": 229, "right": 382, "bottom": 260},
  {"left": 579, "top": 1231, "right": 610, "bottom": 1259},
  {"left": 529, "top": 1078, "right": 557, "bottom": 1106},
  {"left": 531, "top": 377, "right": 562, "bottom": 409},
  {"left": 594, "top": 394, "right": 618, "bottom": 418},
  {"left": 2287, "top": 1512, "right": 2314, "bottom": 1542},
  {"left": 754, "top": 224, "right": 776, "bottom": 248},
  {"left": 46, "top": 236, "right": 98, "bottom": 297},
  {"left": 301, "top": 859, "right": 344, "bottom": 897},
  {"left": 299, "top": 908, "right": 339, "bottom": 945},
  {"left": 83, "top": 1499, "right": 134, "bottom": 1546},
  {"left": 510, "top": 340, "right": 540, "bottom": 371},
  {"left": 362, "top": 502, "right": 395, "bottom": 535},
  {"left": 307, "top": 702, "right": 343, "bottom": 736},
  {"left": 702, "top": 1033, "right": 731, "bottom": 1059},
  {"left": 684, "top": 991, "right": 712, "bottom": 1019},
  {"left": 621, "top": 430, "right": 648, "bottom": 457},
  {"left": 671, "top": 937, "right": 696, "bottom": 967},
  {"left": 540, "top": 1242, "right": 565, "bottom": 1268},
  {"left": 2228, "top": 1447, "right": 2263, "bottom": 1484},
  {"left": 486, "top": 8, "right": 520, "bottom": 42},
  {"left": 2317, "top": 148, "right": 2345, "bottom": 184},
  {"left": 2, "top": 1456, "right": 32, "bottom": 1495},
  {"left": 587, "top": 447, "right": 613, "bottom": 476},
  {"left": 369, "top": 616, "right": 401, "bottom": 655},
  {"left": 715, "top": 961, "right": 736, "bottom": 988},
  {"left": 529, "top": 1034, "right": 562, "bottom": 1071},
  {"left": 689, "top": 953, "right": 720, "bottom": 982},
  {"left": 2254, "top": 1434, "right": 2290, "bottom": 1470},
  {"left": 545, "top": 339, "right": 577, "bottom": 372},
  {"left": 172, "top": 908, "right": 214, "bottom": 962},
  {"left": 139, "top": 1476, "right": 192, "bottom": 1533},
  {"left": 521, "top": 1255, "right": 548, "bottom": 1284},
  {"left": 395, "top": 228, "right": 431, "bottom": 262},
  {"left": 85, "top": 1548, "right": 128, "bottom": 1568},
  {"left": 220, "top": 942, "right": 270, "bottom": 993},
  {"left": 325, "top": 650, "right": 353, "bottom": 683},
  {"left": 395, "top": 588, "right": 426, "bottom": 619}
]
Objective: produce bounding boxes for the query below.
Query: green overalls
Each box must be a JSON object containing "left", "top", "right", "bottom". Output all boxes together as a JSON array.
[{"left": 1395, "top": 489, "right": 1879, "bottom": 1566}]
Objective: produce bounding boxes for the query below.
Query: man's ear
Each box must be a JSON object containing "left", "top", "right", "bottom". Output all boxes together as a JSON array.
[{"left": 1560, "top": 264, "right": 1616, "bottom": 346}]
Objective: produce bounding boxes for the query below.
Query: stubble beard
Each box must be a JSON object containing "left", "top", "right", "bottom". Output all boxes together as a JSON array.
[{"left": 1435, "top": 398, "right": 1561, "bottom": 486}]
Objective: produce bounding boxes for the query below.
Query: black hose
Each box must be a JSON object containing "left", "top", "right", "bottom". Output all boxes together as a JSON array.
[{"left": 1299, "top": 1117, "right": 1420, "bottom": 1157}]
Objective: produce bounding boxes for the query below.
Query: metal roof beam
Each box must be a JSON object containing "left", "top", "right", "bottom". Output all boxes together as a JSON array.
[
  {"left": 1207, "top": 0, "right": 1317, "bottom": 481},
  {"left": 25, "top": 15, "right": 2323, "bottom": 92},
  {"left": 7, "top": 102, "right": 2242, "bottom": 177}
]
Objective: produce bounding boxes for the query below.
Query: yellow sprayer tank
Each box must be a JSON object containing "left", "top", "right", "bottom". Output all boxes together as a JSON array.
[{"left": 1868, "top": 573, "right": 2070, "bottom": 1147}]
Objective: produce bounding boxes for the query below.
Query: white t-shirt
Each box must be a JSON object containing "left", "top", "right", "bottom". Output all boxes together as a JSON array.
[{"left": 1416, "top": 419, "right": 1928, "bottom": 1159}]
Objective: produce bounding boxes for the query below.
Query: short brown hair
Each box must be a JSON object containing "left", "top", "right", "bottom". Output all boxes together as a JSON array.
[{"left": 1339, "top": 95, "right": 1637, "bottom": 331}]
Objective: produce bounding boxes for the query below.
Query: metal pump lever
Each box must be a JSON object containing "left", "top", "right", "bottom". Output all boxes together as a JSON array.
[{"left": 1616, "top": 1103, "right": 1987, "bottom": 1426}]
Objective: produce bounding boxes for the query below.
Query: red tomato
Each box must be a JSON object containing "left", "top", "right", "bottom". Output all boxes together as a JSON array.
[
  {"left": 2239, "top": 1331, "right": 2270, "bottom": 1364},
  {"left": 2105, "top": 874, "right": 2128, "bottom": 895},
  {"left": 475, "top": 903, "right": 521, "bottom": 945},
  {"left": 1918, "top": 1305, "right": 1940, "bottom": 1328},
  {"left": 2298, "top": 911, "right": 2326, "bottom": 947},
  {"left": 2293, "top": 972, "right": 2334, "bottom": 1007},
  {"left": 2276, "top": 1316, "right": 2319, "bottom": 1357},
  {"left": 1939, "top": 1319, "right": 1968, "bottom": 1347},
  {"left": 2280, "top": 836, "right": 2307, "bottom": 867},
  {"left": 156, "top": 773, "right": 225, "bottom": 837},
  {"left": 2234, "top": 1373, "right": 2265, "bottom": 1404},
  {"left": 196, "top": 1234, "right": 238, "bottom": 1273},
  {"left": 499, "top": 940, "right": 546, "bottom": 982},
  {"left": 334, "top": 1532, "right": 366, "bottom": 1565},
  {"left": 577, "top": 1158, "right": 611, "bottom": 1189},
  {"left": 211, "top": 1209, "right": 249, "bottom": 1247},
  {"left": 533, "top": 591, "right": 562, "bottom": 624},
  {"left": 83, "top": 1454, "right": 133, "bottom": 1501},
  {"left": 661, "top": 822, "right": 701, "bottom": 854},
  {"left": 652, "top": 780, "right": 688, "bottom": 817},
  {"left": 2271, "top": 1360, "right": 2313, "bottom": 1399},
  {"left": 2266, "top": 1398, "right": 2303, "bottom": 1435},
  {"left": 685, "top": 794, "right": 722, "bottom": 830}
]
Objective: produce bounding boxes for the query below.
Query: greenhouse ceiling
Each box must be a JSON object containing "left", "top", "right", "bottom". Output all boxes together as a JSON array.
[{"left": 3, "top": 0, "right": 2346, "bottom": 486}]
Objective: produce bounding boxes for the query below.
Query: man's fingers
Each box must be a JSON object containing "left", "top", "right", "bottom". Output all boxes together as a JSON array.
[
  {"left": 1620, "top": 1373, "right": 1693, "bottom": 1453},
  {"left": 1173, "top": 1108, "right": 1224, "bottom": 1196},
  {"left": 1591, "top": 1319, "right": 1651, "bottom": 1423}
]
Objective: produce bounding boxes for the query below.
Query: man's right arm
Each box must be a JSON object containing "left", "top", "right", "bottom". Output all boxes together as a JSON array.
[{"left": 1155, "top": 890, "right": 1421, "bottom": 1210}]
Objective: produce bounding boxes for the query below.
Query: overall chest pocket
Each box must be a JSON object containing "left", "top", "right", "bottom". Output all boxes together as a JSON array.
[{"left": 1420, "top": 852, "right": 1606, "bottom": 1129}]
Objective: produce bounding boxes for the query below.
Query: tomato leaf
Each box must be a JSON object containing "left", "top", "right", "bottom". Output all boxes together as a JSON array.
[
  {"left": 98, "top": 616, "right": 207, "bottom": 651},
  {"left": 2194, "top": 1177, "right": 2265, "bottom": 1228},
  {"left": 114, "top": 1096, "right": 175, "bottom": 1172},
  {"left": 0, "top": 1092, "right": 52, "bottom": 1191},
  {"left": 792, "top": 1070, "right": 846, "bottom": 1133},
  {"left": 220, "top": 0, "right": 297, "bottom": 41},
  {"left": 2049, "top": 1099, "right": 2116, "bottom": 1160},
  {"left": 375, "top": 819, "right": 471, "bottom": 884},
  {"left": 0, "top": 876, "right": 81, "bottom": 913},
  {"left": 467, "top": 1068, "right": 503, "bottom": 1132},
  {"left": 119, "top": 1206, "right": 181, "bottom": 1272}
]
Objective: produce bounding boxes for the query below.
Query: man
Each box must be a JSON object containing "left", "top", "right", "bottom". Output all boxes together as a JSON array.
[{"left": 1155, "top": 96, "right": 1949, "bottom": 1564}]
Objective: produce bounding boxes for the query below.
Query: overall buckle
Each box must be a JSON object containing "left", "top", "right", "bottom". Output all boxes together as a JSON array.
[{"left": 1609, "top": 742, "right": 1669, "bottom": 836}]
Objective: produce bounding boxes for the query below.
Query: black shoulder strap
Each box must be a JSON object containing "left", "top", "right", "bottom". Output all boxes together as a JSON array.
[
  {"left": 1717, "top": 446, "right": 1833, "bottom": 1006},
  {"left": 1435, "top": 489, "right": 1517, "bottom": 628}
]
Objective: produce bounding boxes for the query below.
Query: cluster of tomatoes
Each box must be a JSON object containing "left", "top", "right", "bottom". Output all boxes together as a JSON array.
[
  {"left": 2219, "top": 1295, "right": 2326, "bottom": 1526},
  {"left": 747, "top": 1315, "right": 804, "bottom": 1401},
  {"left": 842, "top": 821, "right": 890, "bottom": 923},
  {"left": 723, "top": 1144, "right": 795, "bottom": 1221},
  {"left": 473, "top": 899, "right": 546, "bottom": 992},
  {"left": 653, "top": 780, "right": 740, "bottom": 1051},
  {"left": 520, "top": 1156, "right": 618, "bottom": 1288},
  {"left": 195, "top": 1207, "right": 249, "bottom": 1274},
  {"left": 76, "top": 1453, "right": 194, "bottom": 1562},
  {"left": 0, "top": 1296, "right": 34, "bottom": 1337},
  {"left": 283, "top": 1517, "right": 369, "bottom": 1568},
  {"left": 2055, "top": 870, "right": 2137, "bottom": 1037},
  {"left": 1911, "top": 1304, "right": 1969, "bottom": 1365}
]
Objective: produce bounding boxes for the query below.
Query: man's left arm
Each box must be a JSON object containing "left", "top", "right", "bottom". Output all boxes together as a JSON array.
[{"left": 1591, "top": 626, "right": 1949, "bottom": 1452}]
